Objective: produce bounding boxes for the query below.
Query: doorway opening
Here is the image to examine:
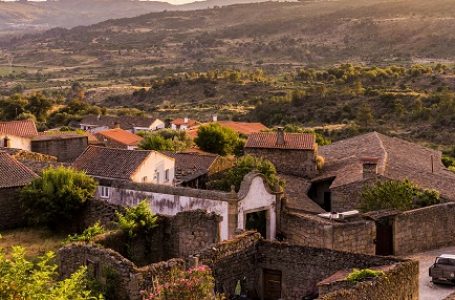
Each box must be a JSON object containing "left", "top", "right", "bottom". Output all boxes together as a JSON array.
[
  {"left": 263, "top": 269, "right": 282, "bottom": 300},
  {"left": 245, "top": 210, "right": 267, "bottom": 238}
]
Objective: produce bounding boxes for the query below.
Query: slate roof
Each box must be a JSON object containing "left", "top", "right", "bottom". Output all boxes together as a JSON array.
[
  {"left": 161, "top": 150, "right": 219, "bottom": 183},
  {"left": 0, "top": 120, "right": 38, "bottom": 137},
  {"left": 245, "top": 132, "right": 316, "bottom": 150},
  {"left": 279, "top": 174, "right": 325, "bottom": 213},
  {"left": 80, "top": 115, "right": 159, "bottom": 130},
  {"left": 0, "top": 151, "right": 37, "bottom": 188},
  {"left": 73, "top": 146, "right": 153, "bottom": 180},
  {"left": 317, "top": 132, "right": 455, "bottom": 200},
  {"left": 96, "top": 128, "right": 143, "bottom": 146}
]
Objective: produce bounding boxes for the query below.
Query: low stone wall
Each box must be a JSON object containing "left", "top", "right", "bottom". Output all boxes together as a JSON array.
[
  {"left": 0, "top": 187, "right": 25, "bottom": 230},
  {"left": 394, "top": 202, "right": 455, "bottom": 256},
  {"left": 281, "top": 211, "right": 376, "bottom": 255},
  {"left": 58, "top": 243, "right": 184, "bottom": 300},
  {"left": 318, "top": 260, "right": 419, "bottom": 300}
]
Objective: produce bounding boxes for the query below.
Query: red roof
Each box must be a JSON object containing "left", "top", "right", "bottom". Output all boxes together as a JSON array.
[
  {"left": 0, "top": 120, "right": 38, "bottom": 138},
  {"left": 217, "top": 121, "right": 268, "bottom": 136},
  {"left": 0, "top": 151, "right": 37, "bottom": 188},
  {"left": 96, "top": 128, "right": 143, "bottom": 146},
  {"left": 245, "top": 132, "right": 316, "bottom": 150},
  {"left": 171, "top": 118, "right": 198, "bottom": 128}
]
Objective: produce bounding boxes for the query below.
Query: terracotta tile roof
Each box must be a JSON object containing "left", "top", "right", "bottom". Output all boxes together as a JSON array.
[
  {"left": 0, "top": 120, "right": 38, "bottom": 138},
  {"left": 96, "top": 128, "right": 143, "bottom": 146},
  {"left": 80, "top": 115, "right": 159, "bottom": 130},
  {"left": 245, "top": 132, "right": 316, "bottom": 150},
  {"left": 317, "top": 132, "right": 455, "bottom": 201},
  {"left": 217, "top": 121, "right": 268, "bottom": 136},
  {"left": 73, "top": 146, "right": 153, "bottom": 180},
  {"left": 0, "top": 147, "right": 63, "bottom": 174},
  {"left": 0, "top": 151, "right": 37, "bottom": 188},
  {"left": 171, "top": 118, "right": 199, "bottom": 128},
  {"left": 161, "top": 150, "right": 219, "bottom": 183}
]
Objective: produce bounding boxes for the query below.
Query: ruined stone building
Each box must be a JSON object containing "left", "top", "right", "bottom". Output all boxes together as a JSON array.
[{"left": 93, "top": 172, "right": 280, "bottom": 240}]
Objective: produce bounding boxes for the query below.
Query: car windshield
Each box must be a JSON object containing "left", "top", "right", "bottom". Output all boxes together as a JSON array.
[{"left": 436, "top": 258, "right": 455, "bottom": 265}]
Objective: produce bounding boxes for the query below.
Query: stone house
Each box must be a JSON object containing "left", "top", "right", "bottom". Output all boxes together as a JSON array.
[
  {"left": 160, "top": 150, "right": 234, "bottom": 188},
  {"left": 186, "top": 117, "right": 268, "bottom": 139},
  {"left": 94, "top": 172, "right": 280, "bottom": 241},
  {"left": 95, "top": 128, "right": 143, "bottom": 150},
  {"left": 79, "top": 114, "right": 164, "bottom": 133},
  {"left": 73, "top": 146, "right": 175, "bottom": 185},
  {"left": 245, "top": 128, "right": 319, "bottom": 178},
  {"left": 310, "top": 131, "right": 455, "bottom": 212},
  {"left": 31, "top": 133, "right": 88, "bottom": 162},
  {"left": 0, "top": 151, "right": 37, "bottom": 229},
  {"left": 0, "top": 120, "right": 38, "bottom": 151}
]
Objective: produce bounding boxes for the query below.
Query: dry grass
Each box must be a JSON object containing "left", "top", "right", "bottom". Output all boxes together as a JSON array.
[{"left": 0, "top": 227, "right": 66, "bottom": 257}]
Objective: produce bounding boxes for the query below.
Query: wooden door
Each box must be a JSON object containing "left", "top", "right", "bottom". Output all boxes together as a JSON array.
[
  {"left": 375, "top": 218, "right": 394, "bottom": 256},
  {"left": 263, "top": 269, "right": 282, "bottom": 300}
]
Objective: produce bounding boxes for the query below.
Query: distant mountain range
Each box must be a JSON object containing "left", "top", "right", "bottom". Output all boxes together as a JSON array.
[{"left": 0, "top": 0, "right": 272, "bottom": 33}]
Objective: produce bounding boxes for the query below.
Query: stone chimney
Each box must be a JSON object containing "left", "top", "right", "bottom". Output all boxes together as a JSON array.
[
  {"left": 212, "top": 114, "right": 218, "bottom": 122},
  {"left": 184, "top": 116, "right": 189, "bottom": 123},
  {"left": 276, "top": 127, "right": 285, "bottom": 146},
  {"left": 361, "top": 157, "right": 379, "bottom": 179},
  {"left": 114, "top": 121, "right": 120, "bottom": 129}
]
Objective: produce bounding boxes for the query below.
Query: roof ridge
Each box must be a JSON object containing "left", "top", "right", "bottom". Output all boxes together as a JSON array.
[{"left": 373, "top": 132, "right": 388, "bottom": 175}]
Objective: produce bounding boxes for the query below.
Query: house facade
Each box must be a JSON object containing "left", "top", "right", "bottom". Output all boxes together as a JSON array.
[
  {"left": 170, "top": 117, "right": 199, "bottom": 131},
  {"left": 245, "top": 128, "right": 319, "bottom": 178},
  {"left": 79, "top": 115, "right": 164, "bottom": 133},
  {"left": 73, "top": 146, "right": 175, "bottom": 185},
  {"left": 0, "top": 120, "right": 38, "bottom": 151}
]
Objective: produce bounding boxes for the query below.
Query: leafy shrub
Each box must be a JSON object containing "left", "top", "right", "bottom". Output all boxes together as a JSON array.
[
  {"left": 0, "top": 246, "right": 102, "bottom": 300},
  {"left": 65, "top": 222, "right": 106, "bottom": 243},
  {"left": 116, "top": 200, "right": 158, "bottom": 238},
  {"left": 195, "top": 123, "right": 241, "bottom": 156},
  {"left": 346, "top": 268, "right": 385, "bottom": 283},
  {"left": 207, "top": 154, "right": 283, "bottom": 192},
  {"left": 360, "top": 179, "right": 440, "bottom": 212},
  {"left": 21, "top": 166, "right": 97, "bottom": 228},
  {"left": 139, "top": 129, "right": 192, "bottom": 151},
  {"left": 142, "top": 265, "right": 223, "bottom": 300}
]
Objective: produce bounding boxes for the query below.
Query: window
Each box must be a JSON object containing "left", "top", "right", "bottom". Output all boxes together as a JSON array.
[
  {"left": 155, "top": 171, "right": 160, "bottom": 184},
  {"left": 143, "top": 176, "right": 148, "bottom": 183},
  {"left": 100, "top": 186, "right": 110, "bottom": 199},
  {"left": 165, "top": 169, "right": 170, "bottom": 181}
]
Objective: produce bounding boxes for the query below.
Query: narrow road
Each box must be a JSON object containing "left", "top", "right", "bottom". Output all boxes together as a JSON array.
[{"left": 406, "top": 246, "right": 455, "bottom": 300}]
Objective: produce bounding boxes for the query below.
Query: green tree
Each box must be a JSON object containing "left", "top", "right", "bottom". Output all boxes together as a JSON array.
[
  {"left": 207, "top": 155, "right": 283, "bottom": 192},
  {"left": 25, "top": 93, "right": 53, "bottom": 122},
  {"left": 139, "top": 129, "right": 192, "bottom": 151},
  {"left": 139, "top": 134, "right": 174, "bottom": 151},
  {"left": 21, "top": 166, "right": 97, "bottom": 227},
  {"left": 360, "top": 179, "right": 440, "bottom": 212},
  {"left": 195, "top": 123, "right": 240, "bottom": 155},
  {"left": 357, "top": 103, "right": 374, "bottom": 127},
  {"left": 0, "top": 246, "right": 102, "bottom": 300},
  {"left": 115, "top": 200, "right": 158, "bottom": 239}
]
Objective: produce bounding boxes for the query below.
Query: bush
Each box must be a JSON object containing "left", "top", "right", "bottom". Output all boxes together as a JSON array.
[
  {"left": 65, "top": 222, "right": 106, "bottom": 243},
  {"left": 139, "top": 129, "right": 193, "bottom": 151},
  {"left": 346, "top": 268, "right": 385, "bottom": 283},
  {"left": 142, "top": 265, "right": 223, "bottom": 300},
  {"left": 195, "top": 123, "right": 240, "bottom": 155},
  {"left": 360, "top": 179, "right": 440, "bottom": 212},
  {"left": 116, "top": 200, "right": 158, "bottom": 238},
  {"left": 0, "top": 246, "right": 102, "bottom": 299},
  {"left": 21, "top": 166, "right": 97, "bottom": 228},
  {"left": 207, "top": 155, "right": 283, "bottom": 192}
]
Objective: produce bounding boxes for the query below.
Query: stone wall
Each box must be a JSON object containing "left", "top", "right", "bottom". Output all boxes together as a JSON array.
[
  {"left": 281, "top": 212, "right": 376, "bottom": 255},
  {"left": 31, "top": 135, "right": 88, "bottom": 162},
  {"left": 0, "top": 187, "right": 25, "bottom": 230},
  {"left": 245, "top": 148, "right": 318, "bottom": 178},
  {"left": 394, "top": 202, "right": 455, "bottom": 255},
  {"left": 58, "top": 243, "right": 184, "bottom": 300},
  {"left": 318, "top": 260, "right": 419, "bottom": 300}
]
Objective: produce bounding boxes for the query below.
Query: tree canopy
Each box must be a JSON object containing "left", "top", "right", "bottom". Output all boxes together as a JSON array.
[
  {"left": 21, "top": 166, "right": 97, "bottom": 228},
  {"left": 194, "top": 123, "right": 242, "bottom": 156},
  {"left": 0, "top": 246, "right": 102, "bottom": 300},
  {"left": 207, "top": 154, "right": 283, "bottom": 192},
  {"left": 360, "top": 179, "right": 440, "bottom": 212},
  {"left": 139, "top": 129, "right": 192, "bottom": 152}
]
